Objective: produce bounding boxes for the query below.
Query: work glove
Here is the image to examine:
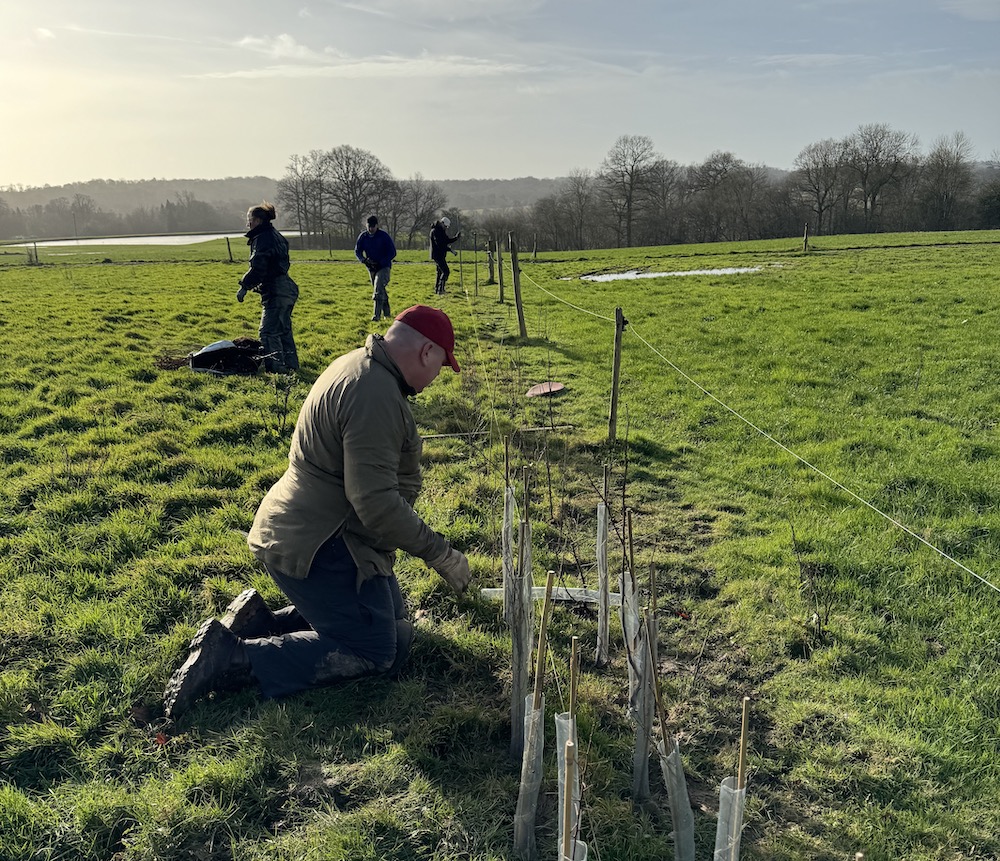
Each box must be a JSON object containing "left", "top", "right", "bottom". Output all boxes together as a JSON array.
[
  {"left": 429, "top": 547, "right": 471, "bottom": 594},
  {"left": 236, "top": 287, "right": 247, "bottom": 303}
]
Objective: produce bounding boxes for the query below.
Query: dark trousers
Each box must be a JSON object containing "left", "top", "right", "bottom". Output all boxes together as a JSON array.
[
  {"left": 244, "top": 535, "right": 405, "bottom": 698},
  {"left": 371, "top": 267, "right": 392, "bottom": 320},
  {"left": 259, "top": 295, "right": 299, "bottom": 372},
  {"left": 433, "top": 257, "right": 450, "bottom": 294}
]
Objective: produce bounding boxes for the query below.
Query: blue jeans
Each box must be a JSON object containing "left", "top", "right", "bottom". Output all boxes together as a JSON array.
[
  {"left": 371, "top": 267, "right": 392, "bottom": 320},
  {"left": 244, "top": 535, "right": 405, "bottom": 698}
]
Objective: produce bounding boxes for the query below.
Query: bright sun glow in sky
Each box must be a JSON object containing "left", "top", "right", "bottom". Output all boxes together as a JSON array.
[{"left": 2, "top": 0, "right": 998, "bottom": 187}]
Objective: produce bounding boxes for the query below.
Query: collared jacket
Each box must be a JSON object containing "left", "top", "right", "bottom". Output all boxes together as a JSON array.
[
  {"left": 241, "top": 222, "right": 299, "bottom": 301},
  {"left": 354, "top": 228, "right": 397, "bottom": 270},
  {"left": 248, "top": 334, "right": 450, "bottom": 585},
  {"left": 430, "top": 222, "right": 460, "bottom": 262}
]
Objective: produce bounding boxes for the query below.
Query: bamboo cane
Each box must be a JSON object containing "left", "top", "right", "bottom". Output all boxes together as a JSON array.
[
  {"left": 643, "top": 611, "right": 673, "bottom": 756},
  {"left": 569, "top": 636, "right": 579, "bottom": 719},
  {"left": 531, "top": 569, "right": 556, "bottom": 710},
  {"left": 737, "top": 696, "right": 750, "bottom": 790}
]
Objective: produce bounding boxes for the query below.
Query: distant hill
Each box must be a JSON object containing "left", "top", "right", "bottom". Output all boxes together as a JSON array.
[
  {"left": 0, "top": 176, "right": 564, "bottom": 219},
  {"left": 0, "top": 177, "right": 278, "bottom": 222},
  {"left": 436, "top": 177, "right": 566, "bottom": 212}
]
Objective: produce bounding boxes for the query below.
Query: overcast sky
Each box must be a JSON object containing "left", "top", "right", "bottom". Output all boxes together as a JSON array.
[{"left": 2, "top": 0, "right": 998, "bottom": 188}]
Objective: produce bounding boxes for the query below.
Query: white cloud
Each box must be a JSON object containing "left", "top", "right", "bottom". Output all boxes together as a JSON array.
[
  {"left": 34, "top": 28, "right": 56, "bottom": 40},
  {"left": 752, "top": 53, "right": 877, "bottom": 70},
  {"left": 942, "top": 0, "right": 1000, "bottom": 22},
  {"left": 236, "top": 33, "right": 331, "bottom": 61},
  {"left": 198, "top": 52, "right": 535, "bottom": 79}
]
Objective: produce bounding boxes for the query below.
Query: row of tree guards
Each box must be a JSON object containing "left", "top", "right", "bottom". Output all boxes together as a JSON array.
[
  {"left": 479, "top": 468, "right": 751, "bottom": 860},
  {"left": 465, "top": 243, "right": 875, "bottom": 858}
]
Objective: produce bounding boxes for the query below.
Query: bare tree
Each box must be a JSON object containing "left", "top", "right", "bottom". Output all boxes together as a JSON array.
[
  {"left": 845, "top": 123, "right": 919, "bottom": 231},
  {"left": 560, "top": 168, "right": 597, "bottom": 249},
  {"left": 685, "top": 151, "right": 745, "bottom": 242},
  {"left": 276, "top": 150, "right": 334, "bottom": 243},
  {"left": 916, "top": 131, "right": 976, "bottom": 230},
  {"left": 398, "top": 173, "right": 448, "bottom": 248},
  {"left": 322, "top": 145, "right": 395, "bottom": 237},
  {"left": 793, "top": 138, "right": 849, "bottom": 235},
  {"left": 637, "top": 158, "right": 684, "bottom": 245},
  {"left": 598, "top": 134, "right": 659, "bottom": 247}
]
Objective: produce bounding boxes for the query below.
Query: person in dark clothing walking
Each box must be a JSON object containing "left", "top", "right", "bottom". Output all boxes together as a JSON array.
[
  {"left": 355, "top": 215, "right": 397, "bottom": 321},
  {"left": 237, "top": 202, "right": 299, "bottom": 373},
  {"left": 430, "top": 216, "right": 461, "bottom": 295}
]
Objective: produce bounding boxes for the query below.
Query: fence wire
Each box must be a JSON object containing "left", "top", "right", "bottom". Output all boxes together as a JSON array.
[{"left": 506, "top": 256, "right": 1000, "bottom": 598}]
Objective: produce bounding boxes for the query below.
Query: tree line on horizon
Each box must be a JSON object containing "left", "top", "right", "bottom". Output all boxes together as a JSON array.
[
  {"left": 2, "top": 124, "right": 998, "bottom": 247},
  {"left": 274, "top": 125, "right": 999, "bottom": 252}
]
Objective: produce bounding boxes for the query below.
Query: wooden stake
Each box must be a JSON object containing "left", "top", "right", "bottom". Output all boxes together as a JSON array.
[
  {"left": 522, "top": 465, "right": 531, "bottom": 526},
  {"left": 644, "top": 611, "right": 673, "bottom": 755},
  {"left": 608, "top": 306, "right": 625, "bottom": 442},
  {"left": 531, "top": 569, "right": 556, "bottom": 710},
  {"left": 737, "top": 696, "right": 750, "bottom": 790},
  {"left": 595, "top": 501, "right": 610, "bottom": 667},
  {"left": 627, "top": 509, "right": 635, "bottom": 580},
  {"left": 497, "top": 236, "right": 505, "bottom": 303},
  {"left": 509, "top": 232, "right": 527, "bottom": 337},
  {"left": 648, "top": 559, "right": 658, "bottom": 615},
  {"left": 569, "top": 636, "right": 579, "bottom": 719},
  {"left": 473, "top": 230, "right": 479, "bottom": 296}
]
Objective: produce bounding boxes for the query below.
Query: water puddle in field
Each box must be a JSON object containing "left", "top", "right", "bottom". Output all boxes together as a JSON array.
[{"left": 579, "top": 266, "right": 762, "bottom": 282}]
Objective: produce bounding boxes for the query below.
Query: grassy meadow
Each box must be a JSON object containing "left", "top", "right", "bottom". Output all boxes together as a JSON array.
[{"left": 1, "top": 229, "right": 1000, "bottom": 860}]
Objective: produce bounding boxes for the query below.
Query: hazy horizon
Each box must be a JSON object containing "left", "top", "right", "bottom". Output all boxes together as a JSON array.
[{"left": 3, "top": 1, "right": 998, "bottom": 190}]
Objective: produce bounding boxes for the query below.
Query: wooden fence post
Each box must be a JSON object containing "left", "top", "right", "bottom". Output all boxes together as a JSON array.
[
  {"left": 485, "top": 238, "right": 496, "bottom": 285},
  {"left": 608, "top": 307, "right": 625, "bottom": 443},
  {"left": 497, "top": 236, "right": 505, "bottom": 303},
  {"left": 509, "top": 232, "right": 527, "bottom": 338}
]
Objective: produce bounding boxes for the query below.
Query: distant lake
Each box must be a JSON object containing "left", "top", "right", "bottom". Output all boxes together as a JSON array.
[{"left": 3, "top": 233, "right": 248, "bottom": 248}]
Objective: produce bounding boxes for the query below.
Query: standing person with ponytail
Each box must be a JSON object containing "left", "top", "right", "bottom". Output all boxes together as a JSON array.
[{"left": 237, "top": 201, "right": 300, "bottom": 373}]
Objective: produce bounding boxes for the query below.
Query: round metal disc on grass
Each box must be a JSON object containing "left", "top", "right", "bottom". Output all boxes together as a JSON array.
[{"left": 526, "top": 381, "right": 566, "bottom": 398}]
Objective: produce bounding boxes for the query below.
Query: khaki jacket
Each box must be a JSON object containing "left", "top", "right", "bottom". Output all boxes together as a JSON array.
[{"left": 248, "top": 334, "right": 449, "bottom": 584}]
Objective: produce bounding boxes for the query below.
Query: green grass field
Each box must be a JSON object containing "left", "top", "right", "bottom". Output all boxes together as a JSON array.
[{"left": 2, "top": 230, "right": 999, "bottom": 860}]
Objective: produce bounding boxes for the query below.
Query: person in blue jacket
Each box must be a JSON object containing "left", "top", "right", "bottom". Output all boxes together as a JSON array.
[
  {"left": 237, "top": 202, "right": 299, "bottom": 373},
  {"left": 355, "top": 215, "right": 397, "bottom": 321}
]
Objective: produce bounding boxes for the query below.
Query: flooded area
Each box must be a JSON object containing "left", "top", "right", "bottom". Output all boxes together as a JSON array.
[
  {"left": 580, "top": 266, "right": 762, "bottom": 282},
  {"left": 3, "top": 233, "right": 246, "bottom": 248}
]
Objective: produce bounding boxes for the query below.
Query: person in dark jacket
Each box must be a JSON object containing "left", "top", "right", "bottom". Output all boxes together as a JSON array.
[
  {"left": 430, "top": 216, "right": 461, "bottom": 295},
  {"left": 355, "top": 215, "right": 397, "bottom": 321},
  {"left": 162, "top": 305, "right": 471, "bottom": 719},
  {"left": 237, "top": 202, "right": 299, "bottom": 373}
]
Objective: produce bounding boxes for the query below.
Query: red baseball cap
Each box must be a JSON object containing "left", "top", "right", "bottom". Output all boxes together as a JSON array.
[{"left": 394, "top": 305, "right": 461, "bottom": 372}]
